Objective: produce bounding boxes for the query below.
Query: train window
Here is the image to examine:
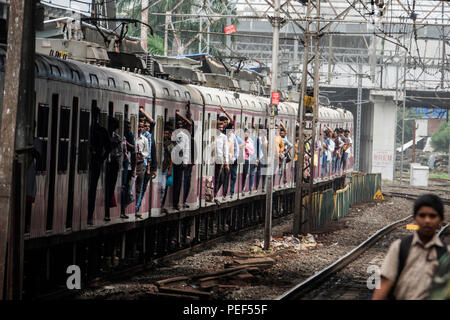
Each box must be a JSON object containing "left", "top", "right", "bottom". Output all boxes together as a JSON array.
[
  {"left": 163, "top": 88, "right": 170, "bottom": 96},
  {"left": 225, "top": 97, "right": 230, "bottom": 104},
  {"left": 156, "top": 116, "right": 163, "bottom": 168},
  {"left": 90, "top": 74, "right": 99, "bottom": 86},
  {"left": 245, "top": 100, "right": 249, "bottom": 107},
  {"left": 123, "top": 81, "right": 131, "bottom": 91},
  {"left": 58, "top": 106, "right": 71, "bottom": 173},
  {"left": 78, "top": 109, "right": 90, "bottom": 172},
  {"left": 37, "top": 103, "right": 50, "bottom": 138},
  {"left": 174, "top": 90, "right": 180, "bottom": 97},
  {"left": 108, "top": 102, "right": 114, "bottom": 116},
  {"left": 115, "top": 112, "right": 124, "bottom": 137},
  {"left": 99, "top": 112, "right": 108, "bottom": 130},
  {"left": 139, "top": 84, "right": 145, "bottom": 93},
  {"left": 207, "top": 94, "right": 212, "bottom": 101},
  {"left": 124, "top": 104, "right": 129, "bottom": 120},
  {"left": 216, "top": 96, "right": 221, "bottom": 103},
  {"left": 252, "top": 101, "right": 256, "bottom": 108},
  {"left": 36, "top": 103, "right": 49, "bottom": 172},
  {"left": 50, "top": 65, "right": 61, "bottom": 76},
  {"left": 71, "top": 70, "right": 80, "bottom": 82},
  {"left": 108, "top": 77, "right": 116, "bottom": 88},
  {"left": 130, "top": 114, "right": 137, "bottom": 136},
  {"left": 185, "top": 92, "right": 191, "bottom": 100}
]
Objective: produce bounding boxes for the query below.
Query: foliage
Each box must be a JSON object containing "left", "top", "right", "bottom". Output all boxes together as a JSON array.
[
  {"left": 430, "top": 121, "right": 450, "bottom": 152},
  {"left": 147, "top": 33, "right": 165, "bottom": 55},
  {"left": 429, "top": 172, "right": 449, "bottom": 180},
  {"left": 115, "top": 0, "right": 238, "bottom": 55}
]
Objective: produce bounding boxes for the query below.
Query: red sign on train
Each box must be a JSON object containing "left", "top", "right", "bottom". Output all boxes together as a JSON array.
[
  {"left": 271, "top": 92, "right": 280, "bottom": 105},
  {"left": 224, "top": 24, "right": 237, "bottom": 34}
]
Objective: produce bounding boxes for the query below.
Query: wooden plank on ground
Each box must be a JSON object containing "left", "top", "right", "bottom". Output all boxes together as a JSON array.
[{"left": 158, "top": 286, "right": 213, "bottom": 298}]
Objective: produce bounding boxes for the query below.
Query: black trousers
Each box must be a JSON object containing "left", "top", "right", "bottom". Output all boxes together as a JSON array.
[
  {"left": 88, "top": 160, "right": 102, "bottom": 221},
  {"left": 105, "top": 160, "right": 120, "bottom": 218},
  {"left": 183, "top": 165, "right": 192, "bottom": 203},
  {"left": 172, "top": 164, "right": 184, "bottom": 207},
  {"left": 214, "top": 164, "right": 225, "bottom": 197}
]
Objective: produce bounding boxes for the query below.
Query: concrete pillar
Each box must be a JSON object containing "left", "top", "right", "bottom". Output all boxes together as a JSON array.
[{"left": 369, "top": 90, "right": 397, "bottom": 181}]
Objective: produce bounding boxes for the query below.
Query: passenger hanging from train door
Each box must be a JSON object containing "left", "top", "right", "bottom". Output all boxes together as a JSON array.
[
  {"left": 321, "top": 129, "right": 330, "bottom": 177},
  {"left": 332, "top": 128, "right": 344, "bottom": 176},
  {"left": 134, "top": 120, "right": 149, "bottom": 219},
  {"left": 137, "top": 107, "right": 157, "bottom": 214},
  {"left": 161, "top": 123, "right": 175, "bottom": 215},
  {"left": 135, "top": 119, "right": 157, "bottom": 216},
  {"left": 255, "top": 124, "right": 268, "bottom": 192},
  {"left": 373, "top": 194, "right": 448, "bottom": 300},
  {"left": 87, "top": 105, "right": 112, "bottom": 225},
  {"left": 242, "top": 128, "right": 256, "bottom": 195},
  {"left": 104, "top": 116, "right": 122, "bottom": 222},
  {"left": 120, "top": 120, "right": 135, "bottom": 219},
  {"left": 172, "top": 113, "right": 191, "bottom": 211},
  {"left": 341, "top": 129, "right": 352, "bottom": 174},
  {"left": 279, "top": 122, "right": 293, "bottom": 186},
  {"left": 213, "top": 121, "right": 229, "bottom": 205},
  {"left": 219, "top": 105, "right": 235, "bottom": 128},
  {"left": 273, "top": 124, "right": 285, "bottom": 186},
  {"left": 175, "top": 107, "right": 194, "bottom": 209},
  {"left": 222, "top": 121, "right": 243, "bottom": 200}
]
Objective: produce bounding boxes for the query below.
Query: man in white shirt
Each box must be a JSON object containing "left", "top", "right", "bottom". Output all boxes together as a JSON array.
[
  {"left": 327, "top": 132, "right": 335, "bottom": 177},
  {"left": 213, "top": 121, "right": 229, "bottom": 205},
  {"left": 134, "top": 121, "right": 149, "bottom": 219},
  {"left": 172, "top": 118, "right": 191, "bottom": 211},
  {"left": 341, "top": 129, "right": 353, "bottom": 173}
]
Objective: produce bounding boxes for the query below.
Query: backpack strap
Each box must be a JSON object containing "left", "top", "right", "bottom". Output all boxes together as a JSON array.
[
  {"left": 436, "top": 244, "right": 448, "bottom": 263},
  {"left": 388, "top": 235, "right": 413, "bottom": 300}
]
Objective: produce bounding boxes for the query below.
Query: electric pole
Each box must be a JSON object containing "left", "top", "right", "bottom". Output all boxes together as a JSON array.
[
  {"left": 141, "top": 0, "right": 148, "bottom": 51},
  {"left": 293, "top": 0, "right": 321, "bottom": 235},
  {"left": 264, "top": 0, "right": 282, "bottom": 250}
]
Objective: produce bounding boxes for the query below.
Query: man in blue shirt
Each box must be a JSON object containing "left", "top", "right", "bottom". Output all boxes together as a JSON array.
[{"left": 222, "top": 122, "right": 243, "bottom": 199}]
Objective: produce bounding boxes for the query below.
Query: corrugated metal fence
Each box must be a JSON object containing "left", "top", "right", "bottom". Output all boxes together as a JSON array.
[{"left": 306, "top": 173, "right": 382, "bottom": 230}]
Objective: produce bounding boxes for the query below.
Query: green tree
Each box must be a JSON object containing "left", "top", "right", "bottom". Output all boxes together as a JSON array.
[
  {"left": 396, "top": 107, "right": 422, "bottom": 146},
  {"left": 430, "top": 122, "right": 450, "bottom": 152},
  {"left": 116, "top": 0, "right": 238, "bottom": 55}
]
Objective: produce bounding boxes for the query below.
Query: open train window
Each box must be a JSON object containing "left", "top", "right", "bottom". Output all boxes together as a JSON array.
[
  {"left": 216, "top": 96, "right": 221, "bottom": 103},
  {"left": 108, "top": 102, "right": 114, "bottom": 117},
  {"left": 108, "top": 77, "right": 116, "bottom": 88},
  {"left": 90, "top": 74, "right": 99, "bottom": 86},
  {"left": 123, "top": 81, "right": 131, "bottom": 91},
  {"left": 71, "top": 70, "right": 80, "bottom": 82},
  {"left": 174, "top": 90, "right": 180, "bottom": 97},
  {"left": 36, "top": 103, "right": 49, "bottom": 172},
  {"left": 163, "top": 88, "right": 170, "bottom": 96},
  {"left": 156, "top": 116, "right": 163, "bottom": 168},
  {"left": 130, "top": 114, "right": 137, "bottom": 136},
  {"left": 78, "top": 109, "right": 90, "bottom": 172},
  {"left": 115, "top": 112, "right": 124, "bottom": 137},
  {"left": 225, "top": 97, "right": 230, "bottom": 104},
  {"left": 139, "top": 83, "right": 145, "bottom": 93},
  {"left": 124, "top": 104, "right": 129, "bottom": 120},
  {"left": 50, "top": 65, "right": 61, "bottom": 76},
  {"left": 58, "top": 106, "right": 71, "bottom": 173},
  {"left": 185, "top": 92, "right": 191, "bottom": 100},
  {"left": 207, "top": 94, "right": 212, "bottom": 101}
]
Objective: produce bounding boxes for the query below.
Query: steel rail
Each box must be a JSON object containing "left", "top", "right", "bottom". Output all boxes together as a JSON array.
[
  {"left": 277, "top": 214, "right": 412, "bottom": 300},
  {"left": 382, "top": 191, "right": 450, "bottom": 206}
]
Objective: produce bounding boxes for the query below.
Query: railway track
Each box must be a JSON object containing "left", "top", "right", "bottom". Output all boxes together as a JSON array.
[
  {"left": 278, "top": 219, "right": 449, "bottom": 300},
  {"left": 382, "top": 191, "right": 450, "bottom": 205}
]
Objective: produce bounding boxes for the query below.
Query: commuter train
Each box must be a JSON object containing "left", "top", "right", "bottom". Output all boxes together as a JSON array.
[{"left": 0, "top": 47, "right": 354, "bottom": 240}]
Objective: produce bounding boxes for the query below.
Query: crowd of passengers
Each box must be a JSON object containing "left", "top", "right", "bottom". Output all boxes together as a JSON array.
[{"left": 85, "top": 104, "right": 352, "bottom": 225}]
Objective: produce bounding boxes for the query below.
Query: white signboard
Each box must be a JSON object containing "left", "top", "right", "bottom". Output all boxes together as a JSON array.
[{"left": 373, "top": 150, "right": 393, "bottom": 167}]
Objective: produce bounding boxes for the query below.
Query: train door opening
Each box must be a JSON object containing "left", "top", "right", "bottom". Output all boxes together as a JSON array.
[{"left": 66, "top": 97, "right": 79, "bottom": 229}]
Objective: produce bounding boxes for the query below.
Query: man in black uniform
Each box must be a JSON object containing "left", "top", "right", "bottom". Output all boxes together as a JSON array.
[{"left": 87, "top": 105, "right": 111, "bottom": 225}]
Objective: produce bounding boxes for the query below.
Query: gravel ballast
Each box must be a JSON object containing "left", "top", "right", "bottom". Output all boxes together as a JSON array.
[{"left": 77, "top": 189, "right": 449, "bottom": 300}]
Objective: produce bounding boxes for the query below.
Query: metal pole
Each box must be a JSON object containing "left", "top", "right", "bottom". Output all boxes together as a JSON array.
[
  {"left": 141, "top": 0, "right": 148, "bottom": 51},
  {"left": 441, "top": 0, "right": 445, "bottom": 89},
  {"left": 0, "top": 0, "right": 35, "bottom": 299},
  {"left": 199, "top": 16, "right": 202, "bottom": 53},
  {"left": 264, "top": 0, "right": 280, "bottom": 251},
  {"left": 412, "top": 120, "right": 416, "bottom": 163},
  {"left": 394, "top": 62, "right": 399, "bottom": 183},
  {"left": 400, "top": 53, "right": 407, "bottom": 185},
  {"left": 226, "top": 8, "right": 231, "bottom": 56},
  {"left": 355, "top": 60, "right": 362, "bottom": 172},
  {"left": 164, "top": 11, "right": 169, "bottom": 56}
]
